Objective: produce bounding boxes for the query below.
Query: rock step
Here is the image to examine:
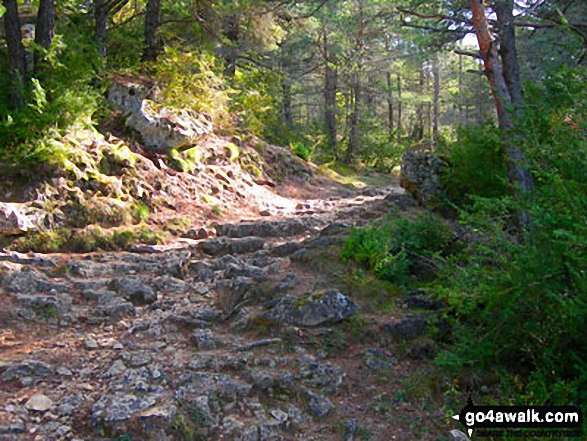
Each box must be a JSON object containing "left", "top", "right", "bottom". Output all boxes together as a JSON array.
[{"left": 216, "top": 218, "right": 324, "bottom": 238}]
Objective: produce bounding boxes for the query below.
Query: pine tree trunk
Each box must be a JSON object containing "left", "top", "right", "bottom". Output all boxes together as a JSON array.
[
  {"left": 142, "top": 0, "right": 161, "bottom": 62},
  {"left": 34, "top": 0, "right": 55, "bottom": 75},
  {"left": 282, "top": 81, "right": 293, "bottom": 129},
  {"left": 386, "top": 71, "right": 394, "bottom": 141},
  {"left": 3, "top": 0, "right": 26, "bottom": 109},
  {"left": 458, "top": 54, "right": 463, "bottom": 123},
  {"left": 323, "top": 32, "right": 338, "bottom": 149},
  {"left": 223, "top": 14, "right": 239, "bottom": 77},
  {"left": 470, "top": 0, "right": 533, "bottom": 226},
  {"left": 477, "top": 60, "right": 484, "bottom": 125},
  {"left": 494, "top": 0, "right": 523, "bottom": 111},
  {"left": 94, "top": 0, "right": 108, "bottom": 61},
  {"left": 397, "top": 73, "right": 402, "bottom": 136},
  {"left": 433, "top": 59, "right": 440, "bottom": 150},
  {"left": 346, "top": 73, "right": 361, "bottom": 164}
]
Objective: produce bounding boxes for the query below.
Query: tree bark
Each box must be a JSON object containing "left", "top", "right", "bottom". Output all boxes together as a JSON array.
[
  {"left": 94, "top": 0, "right": 108, "bottom": 60},
  {"left": 477, "top": 60, "right": 484, "bottom": 125},
  {"left": 493, "top": 0, "right": 523, "bottom": 111},
  {"left": 386, "top": 71, "right": 394, "bottom": 141},
  {"left": 397, "top": 73, "right": 402, "bottom": 136},
  {"left": 33, "top": 0, "right": 55, "bottom": 75},
  {"left": 412, "top": 66, "right": 425, "bottom": 141},
  {"left": 323, "top": 32, "right": 337, "bottom": 149},
  {"left": 223, "top": 14, "right": 239, "bottom": 77},
  {"left": 458, "top": 54, "right": 463, "bottom": 123},
  {"left": 3, "top": 0, "right": 26, "bottom": 109},
  {"left": 470, "top": 0, "right": 533, "bottom": 225},
  {"left": 346, "top": 73, "right": 361, "bottom": 164},
  {"left": 142, "top": 0, "right": 161, "bottom": 62},
  {"left": 433, "top": 59, "right": 440, "bottom": 150},
  {"left": 282, "top": 81, "right": 293, "bottom": 129}
]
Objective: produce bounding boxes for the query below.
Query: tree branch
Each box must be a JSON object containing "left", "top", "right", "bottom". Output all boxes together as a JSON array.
[
  {"left": 455, "top": 49, "right": 482, "bottom": 59},
  {"left": 397, "top": 7, "right": 466, "bottom": 23}
]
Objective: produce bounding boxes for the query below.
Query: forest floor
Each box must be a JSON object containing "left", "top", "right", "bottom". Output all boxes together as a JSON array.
[{"left": 0, "top": 136, "right": 459, "bottom": 441}]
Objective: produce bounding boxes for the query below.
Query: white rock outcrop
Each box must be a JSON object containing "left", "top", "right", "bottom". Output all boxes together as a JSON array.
[{"left": 0, "top": 202, "right": 44, "bottom": 235}]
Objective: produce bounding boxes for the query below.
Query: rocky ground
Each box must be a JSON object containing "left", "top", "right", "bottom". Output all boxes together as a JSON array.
[{"left": 0, "top": 174, "right": 463, "bottom": 441}]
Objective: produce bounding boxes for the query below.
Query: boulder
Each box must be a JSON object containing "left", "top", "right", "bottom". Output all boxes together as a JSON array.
[
  {"left": 400, "top": 151, "right": 447, "bottom": 205},
  {"left": 24, "top": 394, "right": 53, "bottom": 412},
  {"left": 0, "top": 202, "right": 44, "bottom": 235},
  {"left": 107, "top": 75, "right": 155, "bottom": 115},
  {"left": 109, "top": 277, "right": 156, "bottom": 306},
  {"left": 304, "top": 389, "right": 334, "bottom": 418},
  {"left": 126, "top": 100, "right": 212, "bottom": 152},
  {"left": 260, "top": 290, "right": 357, "bottom": 327}
]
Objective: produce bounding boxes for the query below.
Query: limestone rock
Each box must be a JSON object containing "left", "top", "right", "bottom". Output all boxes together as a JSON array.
[
  {"left": 191, "top": 329, "right": 217, "bottom": 350},
  {"left": 400, "top": 151, "right": 447, "bottom": 205},
  {"left": 0, "top": 202, "right": 44, "bottom": 235},
  {"left": 450, "top": 429, "right": 471, "bottom": 441},
  {"left": 109, "top": 277, "right": 156, "bottom": 306},
  {"left": 91, "top": 393, "right": 158, "bottom": 429},
  {"left": 381, "top": 315, "right": 428, "bottom": 340},
  {"left": 126, "top": 100, "right": 212, "bottom": 152},
  {"left": 107, "top": 75, "right": 155, "bottom": 115},
  {"left": 0, "top": 360, "right": 53, "bottom": 385},
  {"left": 304, "top": 390, "right": 334, "bottom": 418},
  {"left": 24, "top": 394, "right": 53, "bottom": 412},
  {"left": 260, "top": 290, "right": 357, "bottom": 327}
]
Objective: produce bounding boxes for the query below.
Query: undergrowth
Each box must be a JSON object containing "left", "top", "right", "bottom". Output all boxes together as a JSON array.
[{"left": 343, "top": 68, "right": 587, "bottom": 429}]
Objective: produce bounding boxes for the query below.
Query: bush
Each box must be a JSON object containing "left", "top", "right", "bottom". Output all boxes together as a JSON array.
[
  {"left": 290, "top": 141, "right": 311, "bottom": 161},
  {"left": 153, "top": 48, "right": 230, "bottom": 129},
  {"left": 433, "top": 68, "right": 587, "bottom": 415},
  {"left": 439, "top": 124, "right": 509, "bottom": 205},
  {"left": 341, "top": 213, "right": 454, "bottom": 286}
]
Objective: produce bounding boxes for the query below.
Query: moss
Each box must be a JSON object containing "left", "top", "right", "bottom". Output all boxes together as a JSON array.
[
  {"left": 243, "top": 162, "right": 263, "bottom": 179},
  {"left": 225, "top": 142, "right": 240, "bottom": 162},
  {"left": 35, "top": 303, "right": 60, "bottom": 319},
  {"left": 293, "top": 295, "right": 308, "bottom": 309},
  {"left": 9, "top": 225, "right": 166, "bottom": 253}
]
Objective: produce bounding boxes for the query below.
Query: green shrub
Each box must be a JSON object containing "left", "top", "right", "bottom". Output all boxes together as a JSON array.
[
  {"left": 290, "top": 141, "right": 311, "bottom": 161},
  {"left": 434, "top": 68, "right": 587, "bottom": 417},
  {"left": 439, "top": 124, "right": 509, "bottom": 205},
  {"left": 153, "top": 48, "right": 230, "bottom": 129},
  {"left": 341, "top": 213, "right": 454, "bottom": 286}
]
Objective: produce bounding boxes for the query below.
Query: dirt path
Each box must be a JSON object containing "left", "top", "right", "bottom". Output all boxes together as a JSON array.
[{"left": 0, "top": 177, "right": 453, "bottom": 441}]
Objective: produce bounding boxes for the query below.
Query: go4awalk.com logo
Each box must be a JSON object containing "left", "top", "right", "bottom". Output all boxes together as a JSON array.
[{"left": 451, "top": 397, "right": 583, "bottom": 438}]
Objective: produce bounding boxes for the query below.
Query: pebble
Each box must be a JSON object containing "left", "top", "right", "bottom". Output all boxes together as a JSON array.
[
  {"left": 24, "top": 395, "right": 53, "bottom": 412},
  {"left": 84, "top": 339, "right": 98, "bottom": 350}
]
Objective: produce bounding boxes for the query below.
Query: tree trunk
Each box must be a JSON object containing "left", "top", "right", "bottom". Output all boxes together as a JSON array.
[
  {"left": 386, "top": 71, "right": 394, "bottom": 141},
  {"left": 397, "top": 73, "right": 402, "bottom": 136},
  {"left": 94, "top": 0, "right": 108, "bottom": 60},
  {"left": 493, "top": 0, "right": 523, "bottom": 111},
  {"left": 33, "top": 0, "right": 55, "bottom": 75},
  {"left": 3, "top": 0, "right": 26, "bottom": 109},
  {"left": 282, "top": 81, "right": 293, "bottom": 129},
  {"left": 413, "top": 66, "right": 425, "bottom": 141},
  {"left": 223, "top": 14, "right": 239, "bottom": 77},
  {"left": 142, "top": 0, "right": 161, "bottom": 62},
  {"left": 433, "top": 59, "right": 440, "bottom": 150},
  {"left": 346, "top": 73, "right": 361, "bottom": 164},
  {"left": 323, "top": 32, "right": 337, "bottom": 149},
  {"left": 458, "top": 54, "right": 463, "bottom": 123},
  {"left": 477, "top": 60, "right": 484, "bottom": 125},
  {"left": 470, "top": 0, "right": 533, "bottom": 225}
]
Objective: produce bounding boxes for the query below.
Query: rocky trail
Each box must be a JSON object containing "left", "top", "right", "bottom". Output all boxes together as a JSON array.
[{"left": 0, "top": 179, "right": 452, "bottom": 441}]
